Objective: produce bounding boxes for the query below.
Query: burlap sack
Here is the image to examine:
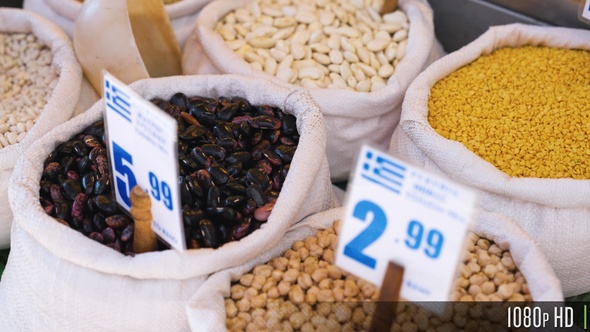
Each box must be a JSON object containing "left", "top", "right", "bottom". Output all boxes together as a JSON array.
[
  {"left": 389, "top": 23, "right": 590, "bottom": 297},
  {"left": 0, "top": 9, "right": 82, "bottom": 249},
  {"left": 0, "top": 75, "right": 339, "bottom": 331},
  {"left": 23, "top": 0, "right": 213, "bottom": 47},
  {"left": 185, "top": 207, "right": 563, "bottom": 331},
  {"left": 182, "top": 0, "right": 444, "bottom": 181}
]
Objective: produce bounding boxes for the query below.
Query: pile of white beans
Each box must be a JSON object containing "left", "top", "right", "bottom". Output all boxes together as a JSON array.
[
  {"left": 0, "top": 33, "right": 58, "bottom": 148},
  {"left": 215, "top": 0, "right": 409, "bottom": 92}
]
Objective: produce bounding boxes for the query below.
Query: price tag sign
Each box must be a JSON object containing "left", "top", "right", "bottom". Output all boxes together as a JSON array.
[
  {"left": 580, "top": 0, "right": 590, "bottom": 24},
  {"left": 335, "top": 145, "right": 476, "bottom": 301},
  {"left": 103, "top": 71, "right": 185, "bottom": 251}
]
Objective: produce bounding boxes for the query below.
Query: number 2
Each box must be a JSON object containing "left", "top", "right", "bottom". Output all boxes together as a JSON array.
[{"left": 343, "top": 200, "right": 387, "bottom": 269}]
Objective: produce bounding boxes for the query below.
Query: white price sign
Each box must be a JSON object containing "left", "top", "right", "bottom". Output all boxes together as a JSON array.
[
  {"left": 103, "top": 71, "right": 185, "bottom": 251},
  {"left": 335, "top": 145, "right": 476, "bottom": 301},
  {"left": 580, "top": 0, "right": 590, "bottom": 24}
]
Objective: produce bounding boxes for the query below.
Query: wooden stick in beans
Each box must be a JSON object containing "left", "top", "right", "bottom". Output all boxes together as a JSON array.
[{"left": 130, "top": 185, "right": 158, "bottom": 253}]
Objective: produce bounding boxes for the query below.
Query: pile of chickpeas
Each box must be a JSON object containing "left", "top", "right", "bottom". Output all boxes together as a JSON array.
[
  {"left": 225, "top": 221, "right": 531, "bottom": 331},
  {"left": 428, "top": 46, "right": 590, "bottom": 179}
]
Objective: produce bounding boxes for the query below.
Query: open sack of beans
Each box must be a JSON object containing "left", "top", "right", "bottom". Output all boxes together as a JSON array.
[
  {"left": 183, "top": 0, "right": 444, "bottom": 181},
  {"left": 23, "top": 0, "right": 214, "bottom": 47},
  {"left": 389, "top": 23, "right": 590, "bottom": 297},
  {"left": 0, "top": 75, "right": 338, "bottom": 330},
  {"left": 0, "top": 8, "right": 82, "bottom": 249},
  {"left": 184, "top": 207, "right": 562, "bottom": 331}
]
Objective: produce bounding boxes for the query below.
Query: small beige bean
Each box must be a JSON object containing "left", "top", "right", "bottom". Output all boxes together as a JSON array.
[
  {"left": 350, "top": 64, "right": 366, "bottom": 81},
  {"left": 219, "top": 28, "right": 236, "bottom": 41},
  {"left": 269, "top": 48, "right": 288, "bottom": 62},
  {"left": 379, "top": 23, "right": 403, "bottom": 34},
  {"left": 300, "top": 78, "right": 320, "bottom": 89},
  {"left": 312, "top": 52, "right": 331, "bottom": 65},
  {"left": 273, "top": 17, "right": 297, "bottom": 29},
  {"left": 346, "top": 76, "right": 358, "bottom": 89},
  {"left": 329, "top": 49, "right": 343, "bottom": 64},
  {"left": 340, "top": 37, "right": 356, "bottom": 53},
  {"left": 309, "top": 31, "right": 323, "bottom": 44},
  {"left": 264, "top": 58, "right": 278, "bottom": 76},
  {"left": 291, "top": 42, "right": 305, "bottom": 60},
  {"left": 343, "top": 51, "right": 359, "bottom": 63},
  {"left": 272, "top": 27, "right": 295, "bottom": 40},
  {"left": 366, "top": 38, "right": 389, "bottom": 52},
  {"left": 295, "top": 11, "right": 317, "bottom": 24},
  {"left": 378, "top": 64, "right": 394, "bottom": 78},
  {"left": 310, "top": 43, "right": 330, "bottom": 54},
  {"left": 291, "top": 30, "right": 311, "bottom": 45},
  {"left": 358, "top": 62, "right": 377, "bottom": 77},
  {"left": 245, "top": 52, "right": 265, "bottom": 65},
  {"left": 226, "top": 39, "right": 246, "bottom": 51},
  {"left": 396, "top": 40, "right": 407, "bottom": 60},
  {"left": 249, "top": 37, "right": 276, "bottom": 48},
  {"left": 393, "top": 29, "right": 408, "bottom": 42},
  {"left": 357, "top": 47, "right": 371, "bottom": 64}
]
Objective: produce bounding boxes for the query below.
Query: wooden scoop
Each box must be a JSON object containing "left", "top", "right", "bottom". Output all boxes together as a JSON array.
[
  {"left": 73, "top": 0, "right": 181, "bottom": 93},
  {"left": 380, "top": 0, "right": 399, "bottom": 14}
]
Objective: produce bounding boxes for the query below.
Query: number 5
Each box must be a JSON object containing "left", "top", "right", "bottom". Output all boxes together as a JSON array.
[
  {"left": 343, "top": 200, "right": 387, "bottom": 269},
  {"left": 112, "top": 142, "right": 137, "bottom": 208}
]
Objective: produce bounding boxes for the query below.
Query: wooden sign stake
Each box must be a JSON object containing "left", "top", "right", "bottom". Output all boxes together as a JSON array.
[
  {"left": 369, "top": 261, "right": 405, "bottom": 332},
  {"left": 130, "top": 185, "right": 158, "bottom": 253},
  {"left": 380, "top": 0, "right": 399, "bottom": 15}
]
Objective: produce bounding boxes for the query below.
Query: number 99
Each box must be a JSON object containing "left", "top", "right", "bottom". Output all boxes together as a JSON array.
[{"left": 404, "top": 221, "right": 444, "bottom": 259}]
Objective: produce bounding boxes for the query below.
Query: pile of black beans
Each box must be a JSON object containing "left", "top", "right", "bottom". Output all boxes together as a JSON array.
[{"left": 39, "top": 93, "right": 299, "bottom": 255}]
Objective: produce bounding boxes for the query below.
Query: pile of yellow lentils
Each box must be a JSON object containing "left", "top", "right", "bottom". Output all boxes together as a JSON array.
[{"left": 428, "top": 46, "right": 590, "bottom": 179}]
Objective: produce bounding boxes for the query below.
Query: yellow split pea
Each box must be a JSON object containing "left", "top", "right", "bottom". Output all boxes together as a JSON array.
[{"left": 428, "top": 46, "right": 590, "bottom": 179}]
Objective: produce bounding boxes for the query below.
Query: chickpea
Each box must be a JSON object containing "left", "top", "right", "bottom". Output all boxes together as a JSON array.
[
  {"left": 288, "top": 285, "right": 305, "bottom": 304},
  {"left": 292, "top": 240, "right": 305, "bottom": 251},
  {"left": 272, "top": 257, "right": 289, "bottom": 271},
  {"left": 253, "top": 264, "right": 273, "bottom": 278},
  {"left": 333, "top": 302, "right": 352, "bottom": 323},
  {"left": 297, "top": 273, "right": 313, "bottom": 290},
  {"left": 312, "top": 268, "right": 329, "bottom": 283},
  {"left": 277, "top": 281, "right": 291, "bottom": 296},
  {"left": 240, "top": 274, "right": 254, "bottom": 287},
  {"left": 226, "top": 299, "right": 238, "bottom": 318},
  {"left": 317, "top": 289, "right": 335, "bottom": 302},
  {"left": 283, "top": 268, "right": 300, "bottom": 283},
  {"left": 297, "top": 247, "right": 310, "bottom": 261},
  {"left": 251, "top": 294, "right": 267, "bottom": 309},
  {"left": 304, "top": 236, "right": 318, "bottom": 250},
  {"left": 251, "top": 275, "right": 266, "bottom": 290},
  {"left": 322, "top": 249, "right": 335, "bottom": 264},
  {"left": 309, "top": 244, "right": 324, "bottom": 257},
  {"left": 231, "top": 284, "right": 246, "bottom": 300},
  {"left": 262, "top": 277, "right": 276, "bottom": 293}
]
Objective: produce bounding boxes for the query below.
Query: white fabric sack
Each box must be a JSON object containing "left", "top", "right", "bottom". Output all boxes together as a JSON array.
[
  {"left": 0, "top": 9, "right": 82, "bottom": 249},
  {"left": 0, "top": 75, "right": 339, "bottom": 331},
  {"left": 182, "top": 0, "right": 444, "bottom": 181},
  {"left": 389, "top": 23, "right": 590, "bottom": 297},
  {"left": 185, "top": 207, "right": 563, "bottom": 331},
  {"left": 23, "top": 0, "right": 213, "bottom": 47}
]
